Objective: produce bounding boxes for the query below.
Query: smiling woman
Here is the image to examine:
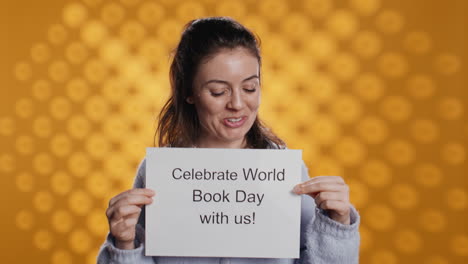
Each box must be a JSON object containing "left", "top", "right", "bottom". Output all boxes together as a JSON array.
[
  {"left": 156, "top": 17, "right": 284, "bottom": 150},
  {"left": 98, "top": 17, "right": 360, "bottom": 264},
  {"left": 188, "top": 47, "right": 261, "bottom": 148}
]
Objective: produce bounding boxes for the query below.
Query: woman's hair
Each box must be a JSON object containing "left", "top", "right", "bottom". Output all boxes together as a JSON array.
[{"left": 156, "top": 17, "right": 284, "bottom": 148}]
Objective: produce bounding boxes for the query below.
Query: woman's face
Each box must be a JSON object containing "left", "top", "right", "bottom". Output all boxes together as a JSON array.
[{"left": 188, "top": 47, "right": 260, "bottom": 148}]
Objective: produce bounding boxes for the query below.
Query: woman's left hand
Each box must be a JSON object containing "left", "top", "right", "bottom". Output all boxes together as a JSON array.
[{"left": 293, "top": 176, "right": 351, "bottom": 225}]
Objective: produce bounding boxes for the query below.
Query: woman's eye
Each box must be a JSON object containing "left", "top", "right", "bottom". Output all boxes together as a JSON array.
[
  {"left": 210, "top": 90, "right": 226, "bottom": 97},
  {"left": 243, "top": 84, "right": 257, "bottom": 93}
]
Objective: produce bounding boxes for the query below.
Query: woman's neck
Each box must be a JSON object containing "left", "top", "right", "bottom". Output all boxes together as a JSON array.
[{"left": 195, "top": 137, "right": 248, "bottom": 149}]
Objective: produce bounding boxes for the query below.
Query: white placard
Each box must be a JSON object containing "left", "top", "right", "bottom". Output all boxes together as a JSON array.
[{"left": 145, "top": 148, "right": 302, "bottom": 258}]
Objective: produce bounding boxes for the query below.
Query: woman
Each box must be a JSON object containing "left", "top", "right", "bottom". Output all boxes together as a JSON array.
[{"left": 98, "top": 17, "right": 360, "bottom": 263}]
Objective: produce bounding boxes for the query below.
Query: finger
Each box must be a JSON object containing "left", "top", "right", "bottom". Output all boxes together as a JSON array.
[
  {"left": 107, "top": 194, "right": 152, "bottom": 221},
  {"left": 294, "top": 176, "right": 345, "bottom": 194},
  {"left": 316, "top": 199, "right": 350, "bottom": 213},
  {"left": 127, "top": 212, "right": 140, "bottom": 221},
  {"left": 110, "top": 213, "right": 140, "bottom": 236},
  {"left": 314, "top": 191, "right": 349, "bottom": 205},
  {"left": 130, "top": 188, "right": 155, "bottom": 196},
  {"left": 109, "top": 188, "right": 155, "bottom": 207},
  {"left": 115, "top": 194, "right": 153, "bottom": 208},
  {"left": 304, "top": 176, "right": 345, "bottom": 185},
  {"left": 124, "top": 215, "right": 139, "bottom": 227},
  {"left": 109, "top": 193, "right": 154, "bottom": 217},
  {"left": 107, "top": 204, "right": 142, "bottom": 221},
  {"left": 111, "top": 220, "right": 136, "bottom": 242},
  {"left": 298, "top": 182, "right": 349, "bottom": 196}
]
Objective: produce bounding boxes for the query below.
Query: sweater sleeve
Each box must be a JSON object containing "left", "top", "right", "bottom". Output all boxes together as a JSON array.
[
  {"left": 298, "top": 162, "right": 361, "bottom": 264},
  {"left": 97, "top": 159, "right": 156, "bottom": 264}
]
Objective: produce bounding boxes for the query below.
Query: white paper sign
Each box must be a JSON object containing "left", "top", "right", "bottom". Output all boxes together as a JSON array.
[{"left": 145, "top": 148, "right": 302, "bottom": 258}]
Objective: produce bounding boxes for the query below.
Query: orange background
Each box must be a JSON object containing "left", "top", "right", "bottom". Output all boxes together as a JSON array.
[{"left": 1, "top": 0, "right": 467, "bottom": 263}]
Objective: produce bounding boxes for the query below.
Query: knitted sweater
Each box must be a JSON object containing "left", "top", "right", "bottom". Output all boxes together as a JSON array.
[{"left": 97, "top": 159, "right": 360, "bottom": 264}]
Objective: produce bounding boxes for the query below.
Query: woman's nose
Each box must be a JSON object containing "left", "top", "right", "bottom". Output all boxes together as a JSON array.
[{"left": 227, "top": 90, "right": 245, "bottom": 110}]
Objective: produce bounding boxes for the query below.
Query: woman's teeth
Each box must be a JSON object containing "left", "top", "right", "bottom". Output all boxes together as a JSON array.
[{"left": 228, "top": 117, "right": 242, "bottom": 122}]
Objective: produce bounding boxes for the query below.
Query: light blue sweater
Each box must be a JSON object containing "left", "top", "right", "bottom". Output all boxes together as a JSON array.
[{"left": 97, "top": 159, "right": 360, "bottom": 264}]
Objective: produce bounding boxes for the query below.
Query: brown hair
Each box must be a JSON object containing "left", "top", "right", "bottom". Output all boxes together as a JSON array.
[{"left": 155, "top": 17, "right": 284, "bottom": 149}]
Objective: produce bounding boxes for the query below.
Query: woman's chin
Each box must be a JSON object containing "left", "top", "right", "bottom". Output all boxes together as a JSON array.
[{"left": 217, "top": 132, "right": 248, "bottom": 146}]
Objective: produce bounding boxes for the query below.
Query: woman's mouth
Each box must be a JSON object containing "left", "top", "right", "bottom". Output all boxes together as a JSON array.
[{"left": 223, "top": 116, "right": 247, "bottom": 128}]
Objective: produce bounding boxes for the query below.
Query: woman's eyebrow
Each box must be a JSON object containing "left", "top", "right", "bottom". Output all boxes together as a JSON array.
[
  {"left": 242, "top": 75, "right": 259, "bottom": 82},
  {"left": 202, "top": 80, "right": 229, "bottom": 87},
  {"left": 201, "top": 74, "right": 259, "bottom": 88}
]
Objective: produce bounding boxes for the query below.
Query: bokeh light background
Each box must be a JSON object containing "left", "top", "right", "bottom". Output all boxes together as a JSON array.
[{"left": 1, "top": 0, "right": 467, "bottom": 263}]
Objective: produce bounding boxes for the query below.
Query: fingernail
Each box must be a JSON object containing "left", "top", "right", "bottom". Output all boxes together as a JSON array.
[{"left": 293, "top": 184, "right": 302, "bottom": 194}]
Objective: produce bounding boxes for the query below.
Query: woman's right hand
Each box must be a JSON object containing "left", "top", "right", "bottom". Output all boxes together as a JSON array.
[{"left": 106, "top": 188, "right": 155, "bottom": 250}]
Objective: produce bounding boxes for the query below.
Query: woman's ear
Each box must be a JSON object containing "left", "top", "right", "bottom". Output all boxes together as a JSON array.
[{"left": 186, "top": 96, "right": 194, "bottom": 104}]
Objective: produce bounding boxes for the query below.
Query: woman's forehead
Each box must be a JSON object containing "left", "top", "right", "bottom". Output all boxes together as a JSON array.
[{"left": 196, "top": 48, "right": 259, "bottom": 81}]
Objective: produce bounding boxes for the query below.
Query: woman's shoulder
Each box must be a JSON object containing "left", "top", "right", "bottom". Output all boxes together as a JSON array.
[
  {"left": 266, "top": 140, "right": 287, "bottom": 150},
  {"left": 133, "top": 158, "right": 147, "bottom": 188},
  {"left": 137, "top": 158, "right": 146, "bottom": 174}
]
